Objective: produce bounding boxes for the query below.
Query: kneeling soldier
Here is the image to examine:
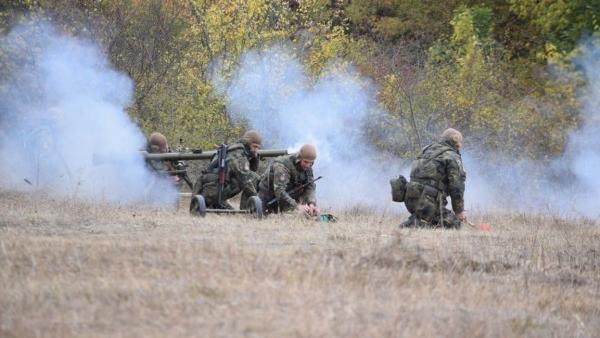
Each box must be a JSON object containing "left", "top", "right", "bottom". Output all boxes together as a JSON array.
[
  {"left": 258, "top": 144, "right": 320, "bottom": 217},
  {"left": 146, "top": 132, "right": 182, "bottom": 186},
  {"left": 192, "top": 130, "right": 262, "bottom": 209},
  {"left": 401, "top": 128, "right": 467, "bottom": 228}
]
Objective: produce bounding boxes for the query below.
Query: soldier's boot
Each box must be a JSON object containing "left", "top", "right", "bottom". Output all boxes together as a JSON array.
[
  {"left": 442, "top": 209, "right": 462, "bottom": 229},
  {"left": 204, "top": 195, "right": 234, "bottom": 210},
  {"left": 240, "top": 191, "right": 253, "bottom": 210},
  {"left": 400, "top": 214, "right": 420, "bottom": 228},
  {"left": 444, "top": 213, "right": 462, "bottom": 230}
]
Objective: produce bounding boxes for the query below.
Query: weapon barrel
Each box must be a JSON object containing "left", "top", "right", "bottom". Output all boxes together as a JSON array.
[
  {"left": 257, "top": 149, "right": 288, "bottom": 158},
  {"left": 142, "top": 148, "right": 288, "bottom": 161},
  {"left": 142, "top": 151, "right": 213, "bottom": 161},
  {"left": 156, "top": 169, "right": 188, "bottom": 175}
]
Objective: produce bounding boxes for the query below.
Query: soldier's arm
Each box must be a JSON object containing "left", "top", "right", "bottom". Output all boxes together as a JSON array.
[
  {"left": 229, "top": 156, "right": 258, "bottom": 196},
  {"left": 446, "top": 155, "right": 466, "bottom": 213},
  {"left": 272, "top": 162, "right": 297, "bottom": 207},
  {"left": 301, "top": 171, "right": 317, "bottom": 205}
]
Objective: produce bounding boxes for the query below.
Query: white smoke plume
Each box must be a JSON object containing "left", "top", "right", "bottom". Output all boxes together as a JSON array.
[
  {"left": 214, "top": 43, "right": 600, "bottom": 218},
  {"left": 561, "top": 39, "right": 600, "bottom": 217},
  {"left": 211, "top": 45, "right": 402, "bottom": 210},
  {"left": 0, "top": 23, "right": 178, "bottom": 205},
  {"left": 462, "top": 39, "right": 600, "bottom": 218}
]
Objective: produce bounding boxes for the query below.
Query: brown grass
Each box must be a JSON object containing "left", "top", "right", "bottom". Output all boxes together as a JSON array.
[{"left": 1, "top": 189, "right": 599, "bottom": 337}]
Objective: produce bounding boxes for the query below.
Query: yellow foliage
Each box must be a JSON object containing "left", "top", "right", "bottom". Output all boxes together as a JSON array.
[
  {"left": 306, "top": 26, "right": 351, "bottom": 74},
  {"left": 373, "top": 17, "right": 407, "bottom": 41},
  {"left": 379, "top": 74, "right": 400, "bottom": 112},
  {"left": 1, "top": 0, "right": 583, "bottom": 159}
]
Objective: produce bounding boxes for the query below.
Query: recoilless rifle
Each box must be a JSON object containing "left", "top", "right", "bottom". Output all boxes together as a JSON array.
[
  {"left": 140, "top": 147, "right": 288, "bottom": 191},
  {"left": 94, "top": 145, "right": 287, "bottom": 206},
  {"left": 141, "top": 148, "right": 288, "bottom": 161},
  {"left": 188, "top": 145, "right": 289, "bottom": 218}
]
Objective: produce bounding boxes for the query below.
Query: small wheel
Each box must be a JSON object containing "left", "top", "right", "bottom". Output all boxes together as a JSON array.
[
  {"left": 190, "top": 194, "right": 207, "bottom": 217},
  {"left": 247, "top": 196, "right": 264, "bottom": 219}
]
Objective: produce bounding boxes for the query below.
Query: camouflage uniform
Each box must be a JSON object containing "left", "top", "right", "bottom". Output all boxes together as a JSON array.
[
  {"left": 258, "top": 154, "right": 316, "bottom": 213},
  {"left": 145, "top": 152, "right": 176, "bottom": 174},
  {"left": 143, "top": 133, "right": 183, "bottom": 205},
  {"left": 402, "top": 141, "right": 466, "bottom": 229},
  {"left": 192, "top": 141, "right": 260, "bottom": 209},
  {"left": 145, "top": 133, "right": 181, "bottom": 185}
]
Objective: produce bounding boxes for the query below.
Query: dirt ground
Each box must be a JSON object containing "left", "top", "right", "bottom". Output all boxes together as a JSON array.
[{"left": 1, "top": 190, "right": 599, "bottom": 337}]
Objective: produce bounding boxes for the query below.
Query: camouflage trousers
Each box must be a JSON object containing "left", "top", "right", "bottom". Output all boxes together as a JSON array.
[
  {"left": 400, "top": 209, "right": 461, "bottom": 229},
  {"left": 258, "top": 192, "right": 296, "bottom": 214},
  {"left": 192, "top": 173, "right": 239, "bottom": 209},
  {"left": 402, "top": 181, "right": 462, "bottom": 229},
  {"left": 192, "top": 173, "right": 257, "bottom": 210}
]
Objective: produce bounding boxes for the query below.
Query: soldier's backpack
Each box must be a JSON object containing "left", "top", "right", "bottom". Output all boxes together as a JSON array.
[{"left": 390, "top": 175, "right": 408, "bottom": 202}]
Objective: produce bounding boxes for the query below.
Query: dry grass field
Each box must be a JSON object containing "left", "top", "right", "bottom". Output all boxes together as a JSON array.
[{"left": 1, "top": 189, "right": 599, "bottom": 337}]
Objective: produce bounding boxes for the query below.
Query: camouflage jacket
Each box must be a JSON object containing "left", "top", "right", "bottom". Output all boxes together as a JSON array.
[
  {"left": 258, "top": 154, "right": 316, "bottom": 208},
  {"left": 145, "top": 146, "right": 176, "bottom": 174},
  {"left": 203, "top": 142, "right": 260, "bottom": 197},
  {"left": 409, "top": 141, "right": 466, "bottom": 213}
]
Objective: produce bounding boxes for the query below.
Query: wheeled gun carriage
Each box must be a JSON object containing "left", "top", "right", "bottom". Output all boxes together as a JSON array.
[
  {"left": 141, "top": 148, "right": 288, "bottom": 162},
  {"left": 143, "top": 148, "right": 288, "bottom": 218}
]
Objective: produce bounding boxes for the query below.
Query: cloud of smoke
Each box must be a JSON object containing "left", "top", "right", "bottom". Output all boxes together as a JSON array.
[
  {"left": 211, "top": 45, "right": 402, "bottom": 210},
  {"left": 0, "top": 23, "right": 178, "bottom": 205},
  {"left": 463, "top": 39, "right": 600, "bottom": 218},
  {"left": 562, "top": 39, "right": 600, "bottom": 216},
  {"left": 214, "top": 42, "right": 600, "bottom": 218}
]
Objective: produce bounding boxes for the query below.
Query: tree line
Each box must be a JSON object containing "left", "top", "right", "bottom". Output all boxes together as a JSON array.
[{"left": 1, "top": 0, "right": 598, "bottom": 160}]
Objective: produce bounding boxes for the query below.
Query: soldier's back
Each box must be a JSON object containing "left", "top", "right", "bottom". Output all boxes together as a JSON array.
[{"left": 410, "top": 143, "right": 453, "bottom": 182}]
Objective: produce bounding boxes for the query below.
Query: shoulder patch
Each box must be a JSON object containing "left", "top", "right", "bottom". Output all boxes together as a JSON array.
[
  {"left": 279, "top": 173, "right": 286, "bottom": 182},
  {"left": 243, "top": 161, "right": 250, "bottom": 171}
]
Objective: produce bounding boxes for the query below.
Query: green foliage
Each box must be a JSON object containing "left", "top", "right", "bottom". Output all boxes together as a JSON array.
[
  {"left": 509, "top": 0, "right": 600, "bottom": 61},
  {"left": 375, "top": 4, "right": 580, "bottom": 159},
  {"left": 347, "top": 0, "right": 463, "bottom": 44},
  {"left": 451, "top": 5, "right": 493, "bottom": 45}
]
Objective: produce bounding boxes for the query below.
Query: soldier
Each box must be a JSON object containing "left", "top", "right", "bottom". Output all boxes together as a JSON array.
[
  {"left": 400, "top": 128, "right": 467, "bottom": 229},
  {"left": 142, "top": 132, "right": 186, "bottom": 206},
  {"left": 147, "top": 132, "right": 169, "bottom": 153},
  {"left": 258, "top": 144, "right": 320, "bottom": 216},
  {"left": 145, "top": 132, "right": 182, "bottom": 185},
  {"left": 192, "top": 130, "right": 262, "bottom": 209}
]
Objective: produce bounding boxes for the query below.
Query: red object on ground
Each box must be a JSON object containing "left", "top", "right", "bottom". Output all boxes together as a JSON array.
[{"left": 478, "top": 223, "right": 492, "bottom": 232}]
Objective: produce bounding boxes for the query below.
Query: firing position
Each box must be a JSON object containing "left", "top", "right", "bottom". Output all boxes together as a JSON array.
[
  {"left": 398, "top": 128, "right": 467, "bottom": 229},
  {"left": 258, "top": 144, "right": 320, "bottom": 217},
  {"left": 192, "top": 130, "right": 262, "bottom": 209}
]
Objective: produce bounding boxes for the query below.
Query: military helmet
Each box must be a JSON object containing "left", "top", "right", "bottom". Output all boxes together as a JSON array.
[
  {"left": 298, "top": 144, "right": 317, "bottom": 161},
  {"left": 242, "top": 130, "right": 263, "bottom": 146},
  {"left": 148, "top": 132, "right": 168, "bottom": 153},
  {"left": 440, "top": 128, "right": 463, "bottom": 147}
]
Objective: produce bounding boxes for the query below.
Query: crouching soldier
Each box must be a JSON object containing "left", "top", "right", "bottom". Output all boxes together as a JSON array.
[
  {"left": 146, "top": 132, "right": 170, "bottom": 169},
  {"left": 146, "top": 132, "right": 182, "bottom": 186},
  {"left": 400, "top": 128, "right": 467, "bottom": 229},
  {"left": 192, "top": 130, "right": 262, "bottom": 209},
  {"left": 258, "top": 144, "right": 320, "bottom": 217}
]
